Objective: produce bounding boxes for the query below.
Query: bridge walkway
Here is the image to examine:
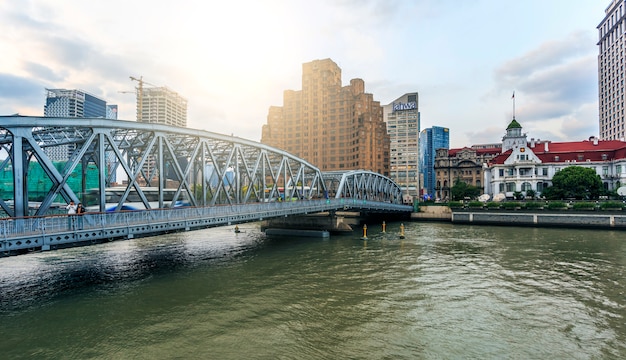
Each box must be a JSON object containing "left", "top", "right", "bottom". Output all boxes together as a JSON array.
[{"left": 1, "top": 198, "right": 412, "bottom": 255}]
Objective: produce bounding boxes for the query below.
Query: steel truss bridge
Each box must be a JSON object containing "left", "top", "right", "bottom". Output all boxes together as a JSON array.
[{"left": 0, "top": 115, "right": 412, "bottom": 254}]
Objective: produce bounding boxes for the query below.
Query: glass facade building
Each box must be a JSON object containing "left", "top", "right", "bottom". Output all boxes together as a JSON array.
[
  {"left": 419, "top": 126, "right": 449, "bottom": 198},
  {"left": 44, "top": 89, "right": 107, "bottom": 118},
  {"left": 43, "top": 89, "right": 116, "bottom": 162}
]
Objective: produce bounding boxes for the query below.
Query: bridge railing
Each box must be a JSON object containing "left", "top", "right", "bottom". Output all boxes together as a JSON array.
[{"left": 0, "top": 198, "right": 413, "bottom": 242}]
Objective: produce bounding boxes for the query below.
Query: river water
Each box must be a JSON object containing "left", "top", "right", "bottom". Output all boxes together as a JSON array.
[{"left": 0, "top": 222, "right": 624, "bottom": 359}]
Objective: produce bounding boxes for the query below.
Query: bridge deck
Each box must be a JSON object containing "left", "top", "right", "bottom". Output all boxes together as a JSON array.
[{"left": 1, "top": 199, "right": 412, "bottom": 256}]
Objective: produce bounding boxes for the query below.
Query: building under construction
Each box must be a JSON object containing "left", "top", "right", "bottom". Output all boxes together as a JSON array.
[{"left": 131, "top": 76, "right": 188, "bottom": 128}]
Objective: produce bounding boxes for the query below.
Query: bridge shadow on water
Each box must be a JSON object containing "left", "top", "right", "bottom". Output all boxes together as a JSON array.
[{"left": 0, "top": 226, "right": 270, "bottom": 314}]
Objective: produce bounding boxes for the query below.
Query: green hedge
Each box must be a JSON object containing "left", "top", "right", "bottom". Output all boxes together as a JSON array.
[
  {"left": 501, "top": 202, "right": 520, "bottom": 209},
  {"left": 467, "top": 201, "right": 484, "bottom": 208},
  {"left": 600, "top": 201, "right": 624, "bottom": 210},
  {"left": 547, "top": 201, "right": 567, "bottom": 209},
  {"left": 572, "top": 202, "right": 596, "bottom": 210},
  {"left": 523, "top": 202, "right": 543, "bottom": 209}
]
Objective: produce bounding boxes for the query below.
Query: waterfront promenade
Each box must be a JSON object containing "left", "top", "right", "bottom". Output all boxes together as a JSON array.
[{"left": 415, "top": 205, "right": 626, "bottom": 229}]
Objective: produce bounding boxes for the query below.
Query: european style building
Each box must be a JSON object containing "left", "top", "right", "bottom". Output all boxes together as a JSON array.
[{"left": 484, "top": 119, "right": 626, "bottom": 199}]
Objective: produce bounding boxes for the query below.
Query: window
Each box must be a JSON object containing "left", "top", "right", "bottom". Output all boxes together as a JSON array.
[
  {"left": 617, "top": 165, "right": 622, "bottom": 174},
  {"left": 537, "top": 182, "right": 544, "bottom": 192},
  {"left": 499, "top": 169, "right": 504, "bottom": 177},
  {"left": 603, "top": 166, "right": 609, "bottom": 175},
  {"left": 506, "top": 182, "right": 516, "bottom": 192},
  {"left": 521, "top": 182, "right": 532, "bottom": 191}
]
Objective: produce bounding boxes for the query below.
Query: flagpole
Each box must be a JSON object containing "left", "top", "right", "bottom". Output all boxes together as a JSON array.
[{"left": 512, "top": 91, "right": 516, "bottom": 120}]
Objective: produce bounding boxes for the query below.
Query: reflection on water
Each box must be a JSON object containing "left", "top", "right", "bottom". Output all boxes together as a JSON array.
[{"left": 0, "top": 222, "right": 624, "bottom": 359}]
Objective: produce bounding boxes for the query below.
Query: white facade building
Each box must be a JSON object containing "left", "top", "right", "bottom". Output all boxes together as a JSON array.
[{"left": 484, "top": 119, "right": 626, "bottom": 198}]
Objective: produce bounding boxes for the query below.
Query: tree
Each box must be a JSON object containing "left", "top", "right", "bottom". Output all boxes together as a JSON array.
[
  {"left": 451, "top": 179, "right": 481, "bottom": 201},
  {"left": 543, "top": 166, "right": 605, "bottom": 200}
]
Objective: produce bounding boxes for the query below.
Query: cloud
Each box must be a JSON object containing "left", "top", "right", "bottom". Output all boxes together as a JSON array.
[
  {"left": 496, "top": 32, "right": 594, "bottom": 80},
  {"left": 0, "top": 74, "right": 44, "bottom": 116},
  {"left": 464, "top": 126, "right": 505, "bottom": 147},
  {"left": 491, "top": 31, "right": 599, "bottom": 141}
]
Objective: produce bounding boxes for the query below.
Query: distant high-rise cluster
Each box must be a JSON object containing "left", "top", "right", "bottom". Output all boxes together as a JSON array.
[
  {"left": 261, "top": 59, "right": 390, "bottom": 175},
  {"left": 598, "top": 0, "right": 626, "bottom": 140}
]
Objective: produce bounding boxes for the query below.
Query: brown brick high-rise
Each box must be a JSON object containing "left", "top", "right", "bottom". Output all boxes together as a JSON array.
[{"left": 261, "top": 59, "right": 389, "bottom": 175}]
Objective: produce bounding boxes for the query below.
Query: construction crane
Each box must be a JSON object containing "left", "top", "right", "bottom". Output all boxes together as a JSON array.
[{"left": 129, "top": 76, "right": 159, "bottom": 122}]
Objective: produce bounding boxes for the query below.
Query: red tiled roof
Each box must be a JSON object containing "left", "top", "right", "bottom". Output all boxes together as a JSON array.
[
  {"left": 488, "top": 150, "right": 512, "bottom": 165},
  {"left": 488, "top": 139, "right": 626, "bottom": 165}
]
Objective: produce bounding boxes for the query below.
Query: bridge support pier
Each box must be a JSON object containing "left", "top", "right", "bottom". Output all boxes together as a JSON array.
[{"left": 261, "top": 212, "right": 356, "bottom": 234}]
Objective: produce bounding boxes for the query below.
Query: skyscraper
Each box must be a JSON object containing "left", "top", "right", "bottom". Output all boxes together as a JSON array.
[
  {"left": 44, "top": 89, "right": 108, "bottom": 118},
  {"left": 598, "top": 0, "right": 626, "bottom": 140},
  {"left": 261, "top": 59, "right": 389, "bottom": 174},
  {"left": 44, "top": 89, "right": 116, "bottom": 161},
  {"left": 419, "top": 126, "right": 449, "bottom": 198},
  {"left": 137, "top": 87, "right": 187, "bottom": 127},
  {"left": 383, "top": 93, "right": 420, "bottom": 200}
]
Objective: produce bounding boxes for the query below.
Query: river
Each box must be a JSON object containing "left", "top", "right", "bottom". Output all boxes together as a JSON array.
[{"left": 0, "top": 222, "right": 624, "bottom": 359}]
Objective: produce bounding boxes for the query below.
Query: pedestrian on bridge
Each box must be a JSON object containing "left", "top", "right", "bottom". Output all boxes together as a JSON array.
[
  {"left": 66, "top": 201, "right": 77, "bottom": 230},
  {"left": 76, "top": 202, "right": 85, "bottom": 229}
]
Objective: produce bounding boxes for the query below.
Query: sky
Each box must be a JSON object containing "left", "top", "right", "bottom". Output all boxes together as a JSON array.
[{"left": 0, "top": 0, "right": 611, "bottom": 148}]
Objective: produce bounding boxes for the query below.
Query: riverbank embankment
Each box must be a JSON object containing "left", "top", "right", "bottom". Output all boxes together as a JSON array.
[{"left": 413, "top": 205, "right": 626, "bottom": 230}]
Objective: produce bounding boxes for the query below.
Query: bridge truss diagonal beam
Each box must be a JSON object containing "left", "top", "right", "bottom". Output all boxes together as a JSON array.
[{"left": 0, "top": 116, "right": 329, "bottom": 217}]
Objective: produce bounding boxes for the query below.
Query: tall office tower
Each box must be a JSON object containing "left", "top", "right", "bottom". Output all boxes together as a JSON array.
[
  {"left": 44, "top": 89, "right": 116, "bottom": 161},
  {"left": 44, "top": 89, "right": 107, "bottom": 118},
  {"left": 382, "top": 93, "right": 420, "bottom": 199},
  {"left": 598, "top": 0, "right": 626, "bottom": 140},
  {"left": 137, "top": 87, "right": 187, "bottom": 127},
  {"left": 419, "top": 126, "right": 449, "bottom": 198},
  {"left": 261, "top": 59, "right": 390, "bottom": 175}
]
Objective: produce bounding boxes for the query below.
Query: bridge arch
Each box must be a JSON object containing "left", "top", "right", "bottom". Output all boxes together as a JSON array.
[{"left": 322, "top": 170, "right": 404, "bottom": 204}]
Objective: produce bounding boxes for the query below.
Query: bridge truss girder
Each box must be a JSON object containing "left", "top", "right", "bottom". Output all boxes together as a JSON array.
[
  {"left": 322, "top": 170, "right": 404, "bottom": 204},
  {"left": 0, "top": 116, "right": 327, "bottom": 217}
]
